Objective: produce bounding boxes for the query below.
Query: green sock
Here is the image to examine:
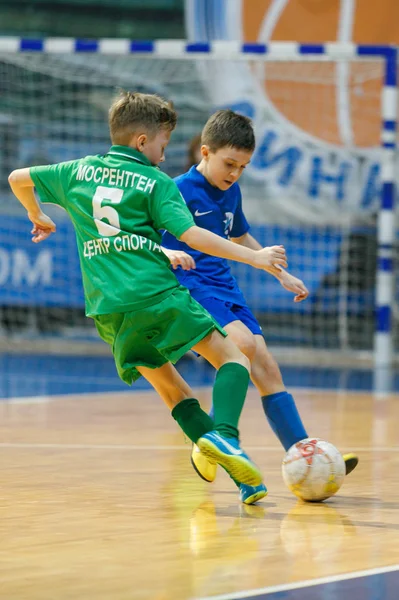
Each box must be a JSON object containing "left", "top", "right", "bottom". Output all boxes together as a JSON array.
[
  {"left": 171, "top": 398, "right": 214, "bottom": 443},
  {"left": 213, "top": 362, "right": 250, "bottom": 439}
]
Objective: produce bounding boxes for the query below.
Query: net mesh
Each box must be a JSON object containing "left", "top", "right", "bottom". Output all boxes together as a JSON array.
[{"left": 0, "top": 52, "right": 398, "bottom": 362}]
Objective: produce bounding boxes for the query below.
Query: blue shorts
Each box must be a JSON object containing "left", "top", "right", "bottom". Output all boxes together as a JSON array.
[{"left": 199, "top": 297, "right": 263, "bottom": 336}]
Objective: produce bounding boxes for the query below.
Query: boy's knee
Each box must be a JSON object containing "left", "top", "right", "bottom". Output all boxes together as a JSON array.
[
  {"left": 221, "top": 341, "right": 251, "bottom": 372},
  {"left": 233, "top": 349, "right": 251, "bottom": 371},
  {"left": 252, "top": 342, "right": 284, "bottom": 388},
  {"left": 235, "top": 331, "right": 257, "bottom": 361},
  {"left": 240, "top": 352, "right": 251, "bottom": 372}
]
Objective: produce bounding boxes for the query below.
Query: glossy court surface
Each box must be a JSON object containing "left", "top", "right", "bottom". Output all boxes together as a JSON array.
[{"left": 1, "top": 385, "right": 398, "bottom": 600}]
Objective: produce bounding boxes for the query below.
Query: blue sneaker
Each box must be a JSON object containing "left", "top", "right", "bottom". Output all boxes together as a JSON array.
[
  {"left": 240, "top": 483, "right": 268, "bottom": 505},
  {"left": 197, "top": 431, "right": 262, "bottom": 487}
]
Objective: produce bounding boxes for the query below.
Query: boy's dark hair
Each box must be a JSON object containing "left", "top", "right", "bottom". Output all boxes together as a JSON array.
[
  {"left": 201, "top": 109, "right": 255, "bottom": 153},
  {"left": 109, "top": 91, "right": 177, "bottom": 145}
]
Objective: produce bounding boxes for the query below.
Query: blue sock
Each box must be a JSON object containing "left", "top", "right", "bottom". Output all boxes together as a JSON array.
[{"left": 261, "top": 391, "right": 308, "bottom": 451}]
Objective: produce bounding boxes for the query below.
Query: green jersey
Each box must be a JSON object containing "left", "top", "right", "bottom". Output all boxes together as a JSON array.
[{"left": 30, "top": 146, "right": 195, "bottom": 316}]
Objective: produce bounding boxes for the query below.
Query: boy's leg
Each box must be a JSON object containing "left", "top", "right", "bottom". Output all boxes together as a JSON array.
[
  {"left": 247, "top": 332, "right": 308, "bottom": 450},
  {"left": 191, "top": 322, "right": 267, "bottom": 501},
  {"left": 136, "top": 362, "right": 214, "bottom": 442},
  {"left": 192, "top": 329, "right": 250, "bottom": 440},
  {"left": 197, "top": 314, "right": 307, "bottom": 449},
  {"left": 226, "top": 324, "right": 358, "bottom": 476},
  {"left": 189, "top": 299, "right": 307, "bottom": 448},
  {"left": 187, "top": 301, "right": 264, "bottom": 494},
  {"left": 220, "top": 320, "right": 308, "bottom": 450},
  {"left": 137, "top": 358, "right": 262, "bottom": 486},
  {"left": 191, "top": 330, "right": 263, "bottom": 486}
]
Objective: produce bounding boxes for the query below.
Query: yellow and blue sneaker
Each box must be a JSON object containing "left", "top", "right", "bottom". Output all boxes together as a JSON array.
[
  {"left": 191, "top": 444, "right": 267, "bottom": 503},
  {"left": 197, "top": 431, "right": 263, "bottom": 487},
  {"left": 191, "top": 444, "right": 217, "bottom": 483},
  {"left": 343, "top": 453, "right": 359, "bottom": 475},
  {"left": 239, "top": 483, "right": 268, "bottom": 505}
]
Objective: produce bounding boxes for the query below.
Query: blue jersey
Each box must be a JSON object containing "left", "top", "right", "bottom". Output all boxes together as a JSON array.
[{"left": 162, "top": 166, "right": 250, "bottom": 305}]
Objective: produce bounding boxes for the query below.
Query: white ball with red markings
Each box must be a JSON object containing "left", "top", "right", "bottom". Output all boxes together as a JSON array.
[{"left": 282, "top": 438, "right": 345, "bottom": 502}]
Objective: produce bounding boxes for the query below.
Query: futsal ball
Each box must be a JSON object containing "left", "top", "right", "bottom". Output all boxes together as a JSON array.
[{"left": 282, "top": 438, "right": 345, "bottom": 502}]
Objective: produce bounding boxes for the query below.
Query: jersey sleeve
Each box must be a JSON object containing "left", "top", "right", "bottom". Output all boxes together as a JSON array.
[
  {"left": 150, "top": 176, "right": 195, "bottom": 239},
  {"left": 30, "top": 160, "right": 76, "bottom": 210},
  {"left": 230, "top": 187, "right": 250, "bottom": 238}
]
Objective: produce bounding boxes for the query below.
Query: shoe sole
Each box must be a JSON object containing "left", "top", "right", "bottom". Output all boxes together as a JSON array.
[
  {"left": 242, "top": 489, "right": 268, "bottom": 505},
  {"left": 343, "top": 453, "right": 359, "bottom": 476},
  {"left": 190, "top": 454, "right": 215, "bottom": 483},
  {"left": 197, "top": 438, "right": 262, "bottom": 486}
]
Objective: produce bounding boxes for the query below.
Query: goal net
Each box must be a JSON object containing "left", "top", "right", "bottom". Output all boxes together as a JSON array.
[{"left": 0, "top": 42, "right": 397, "bottom": 371}]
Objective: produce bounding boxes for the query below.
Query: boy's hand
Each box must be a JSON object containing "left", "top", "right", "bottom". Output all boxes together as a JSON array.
[
  {"left": 278, "top": 271, "right": 309, "bottom": 302},
  {"left": 252, "top": 245, "right": 288, "bottom": 275},
  {"left": 28, "top": 211, "right": 56, "bottom": 243},
  {"left": 166, "top": 249, "right": 196, "bottom": 271}
]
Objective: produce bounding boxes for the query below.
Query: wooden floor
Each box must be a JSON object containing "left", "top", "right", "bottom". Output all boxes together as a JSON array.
[{"left": 0, "top": 387, "right": 399, "bottom": 600}]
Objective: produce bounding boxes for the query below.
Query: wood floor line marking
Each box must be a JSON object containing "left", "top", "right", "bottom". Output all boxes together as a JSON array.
[
  {"left": 194, "top": 563, "right": 399, "bottom": 600},
  {"left": 0, "top": 443, "right": 397, "bottom": 452},
  {"left": 2, "top": 386, "right": 399, "bottom": 404}
]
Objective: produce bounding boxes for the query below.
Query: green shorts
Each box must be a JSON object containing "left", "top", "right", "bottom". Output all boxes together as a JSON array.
[{"left": 93, "top": 286, "right": 226, "bottom": 384}]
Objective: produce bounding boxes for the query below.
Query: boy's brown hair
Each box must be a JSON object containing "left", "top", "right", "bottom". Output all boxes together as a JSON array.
[
  {"left": 202, "top": 109, "right": 255, "bottom": 153},
  {"left": 109, "top": 91, "right": 177, "bottom": 145},
  {"left": 187, "top": 133, "right": 202, "bottom": 168}
]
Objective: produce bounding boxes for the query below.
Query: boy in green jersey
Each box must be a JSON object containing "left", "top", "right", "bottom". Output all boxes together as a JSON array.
[{"left": 8, "top": 92, "right": 288, "bottom": 487}]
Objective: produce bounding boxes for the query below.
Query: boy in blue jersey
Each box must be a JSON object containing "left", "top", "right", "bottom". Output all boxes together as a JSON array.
[{"left": 162, "top": 109, "right": 359, "bottom": 505}]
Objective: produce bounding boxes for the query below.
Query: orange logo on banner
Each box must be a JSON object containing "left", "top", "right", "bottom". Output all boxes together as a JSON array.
[{"left": 241, "top": 0, "right": 399, "bottom": 147}]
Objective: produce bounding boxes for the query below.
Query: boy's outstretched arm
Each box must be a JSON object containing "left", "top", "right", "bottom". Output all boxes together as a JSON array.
[
  {"left": 231, "top": 231, "right": 263, "bottom": 251},
  {"left": 8, "top": 168, "right": 56, "bottom": 243},
  {"left": 231, "top": 231, "right": 309, "bottom": 302},
  {"left": 180, "top": 226, "right": 287, "bottom": 276}
]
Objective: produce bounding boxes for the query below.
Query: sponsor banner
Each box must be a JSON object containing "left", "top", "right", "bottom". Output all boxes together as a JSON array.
[{"left": 0, "top": 216, "right": 83, "bottom": 307}]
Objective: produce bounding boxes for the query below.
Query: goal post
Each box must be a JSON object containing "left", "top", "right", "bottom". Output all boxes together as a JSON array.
[{"left": 0, "top": 39, "right": 396, "bottom": 392}]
